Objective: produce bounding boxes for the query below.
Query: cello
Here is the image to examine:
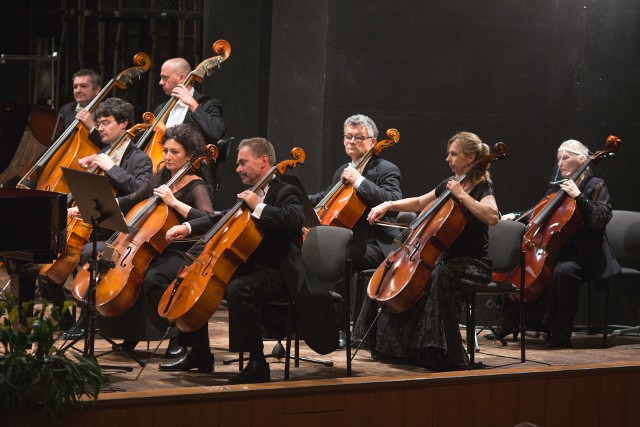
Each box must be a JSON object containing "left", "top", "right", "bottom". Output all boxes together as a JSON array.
[
  {"left": 16, "top": 52, "right": 151, "bottom": 192},
  {"left": 367, "top": 142, "right": 508, "bottom": 313},
  {"left": 71, "top": 144, "right": 219, "bottom": 317},
  {"left": 158, "top": 147, "right": 305, "bottom": 332},
  {"left": 134, "top": 40, "right": 231, "bottom": 171},
  {"left": 494, "top": 135, "right": 621, "bottom": 302},
  {"left": 38, "top": 120, "right": 153, "bottom": 286},
  {"left": 314, "top": 128, "right": 400, "bottom": 230}
]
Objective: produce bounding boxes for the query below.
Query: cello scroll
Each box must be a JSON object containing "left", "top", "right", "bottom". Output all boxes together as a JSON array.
[{"left": 276, "top": 147, "right": 305, "bottom": 174}]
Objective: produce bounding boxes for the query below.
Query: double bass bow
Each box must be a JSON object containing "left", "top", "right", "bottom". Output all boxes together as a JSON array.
[
  {"left": 71, "top": 144, "right": 219, "bottom": 317},
  {"left": 367, "top": 142, "right": 508, "bottom": 313},
  {"left": 158, "top": 147, "right": 305, "bottom": 333},
  {"left": 38, "top": 120, "right": 153, "bottom": 286},
  {"left": 134, "top": 40, "right": 231, "bottom": 171},
  {"left": 16, "top": 52, "right": 151, "bottom": 192},
  {"left": 494, "top": 135, "right": 621, "bottom": 302},
  {"left": 314, "top": 128, "right": 400, "bottom": 230}
]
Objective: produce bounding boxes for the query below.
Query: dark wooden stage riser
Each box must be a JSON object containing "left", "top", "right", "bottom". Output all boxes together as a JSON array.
[{"left": 9, "top": 365, "right": 640, "bottom": 427}]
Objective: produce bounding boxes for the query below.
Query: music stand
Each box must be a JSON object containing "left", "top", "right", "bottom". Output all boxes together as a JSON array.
[{"left": 57, "top": 167, "right": 141, "bottom": 369}]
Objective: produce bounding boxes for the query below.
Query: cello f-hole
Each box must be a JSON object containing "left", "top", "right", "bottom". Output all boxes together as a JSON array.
[
  {"left": 202, "top": 256, "right": 213, "bottom": 277},
  {"left": 120, "top": 246, "right": 133, "bottom": 268},
  {"left": 409, "top": 243, "right": 420, "bottom": 261}
]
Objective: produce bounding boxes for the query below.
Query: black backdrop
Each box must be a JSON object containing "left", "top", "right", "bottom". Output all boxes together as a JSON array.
[{"left": 204, "top": 0, "right": 640, "bottom": 213}]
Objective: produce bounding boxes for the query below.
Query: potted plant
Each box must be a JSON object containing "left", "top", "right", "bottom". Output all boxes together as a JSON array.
[{"left": 0, "top": 294, "right": 103, "bottom": 425}]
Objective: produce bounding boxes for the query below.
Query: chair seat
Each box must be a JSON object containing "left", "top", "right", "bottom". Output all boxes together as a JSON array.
[
  {"left": 329, "top": 291, "right": 344, "bottom": 302},
  {"left": 476, "top": 281, "right": 518, "bottom": 294},
  {"left": 619, "top": 267, "right": 640, "bottom": 278}
]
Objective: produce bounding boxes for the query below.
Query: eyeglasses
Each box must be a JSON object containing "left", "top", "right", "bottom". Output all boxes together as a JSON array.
[
  {"left": 96, "top": 120, "right": 115, "bottom": 128},
  {"left": 344, "top": 134, "right": 371, "bottom": 143}
]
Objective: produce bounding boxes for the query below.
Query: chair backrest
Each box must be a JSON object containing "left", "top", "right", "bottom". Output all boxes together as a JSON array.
[
  {"left": 606, "top": 210, "right": 640, "bottom": 267},
  {"left": 488, "top": 220, "right": 526, "bottom": 273},
  {"left": 302, "top": 226, "right": 353, "bottom": 283},
  {"left": 396, "top": 211, "right": 417, "bottom": 225}
]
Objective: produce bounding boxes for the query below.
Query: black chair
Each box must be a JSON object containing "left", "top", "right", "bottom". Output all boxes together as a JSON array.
[
  {"left": 591, "top": 210, "right": 640, "bottom": 347},
  {"left": 284, "top": 225, "right": 354, "bottom": 378},
  {"left": 224, "top": 226, "right": 353, "bottom": 379},
  {"left": 465, "top": 219, "right": 526, "bottom": 365}
]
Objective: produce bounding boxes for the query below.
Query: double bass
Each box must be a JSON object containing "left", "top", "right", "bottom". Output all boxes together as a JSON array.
[
  {"left": 38, "top": 120, "right": 153, "bottom": 286},
  {"left": 495, "top": 135, "right": 621, "bottom": 302},
  {"left": 134, "top": 40, "right": 231, "bottom": 170},
  {"left": 158, "top": 147, "right": 305, "bottom": 332},
  {"left": 313, "top": 128, "right": 400, "bottom": 230},
  {"left": 367, "top": 143, "right": 508, "bottom": 313},
  {"left": 72, "top": 144, "right": 219, "bottom": 317},
  {"left": 16, "top": 52, "right": 151, "bottom": 192}
]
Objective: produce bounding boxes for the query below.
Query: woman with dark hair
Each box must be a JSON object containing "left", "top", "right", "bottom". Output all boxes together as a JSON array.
[
  {"left": 356, "top": 131, "right": 499, "bottom": 371},
  {"left": 94, "top": 123, "right": 216, "bottom": 357}
]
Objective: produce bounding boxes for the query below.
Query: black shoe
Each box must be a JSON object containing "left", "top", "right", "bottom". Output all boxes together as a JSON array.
[
  {"left": 159, "top": 348, "right": 214, "bottom": 373},
  {"left": 112, "top": 340, "right": 139, "bottom": 353},
  {"left": 545, "top": 336, "right": 572, "bottom": 349},
  {"left": 60, "top": 327, "right": 85, "bottom": 340},
  {"left": 228, "top": 360, "right": 270, "bottom": 384},
  {"left": 484, "top": 321, "right": 519, "bottom": 344},
  {"left": 164, "top": 337, "right": 187, "bottom": 359}
]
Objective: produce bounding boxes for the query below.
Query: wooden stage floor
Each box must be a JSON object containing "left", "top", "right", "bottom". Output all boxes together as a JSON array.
[
  {"left": 83, "top": 307, "right": 640, "bottom": 394},
  {"left": 4, "top": 271, "right": 640, "bottom": 425}
]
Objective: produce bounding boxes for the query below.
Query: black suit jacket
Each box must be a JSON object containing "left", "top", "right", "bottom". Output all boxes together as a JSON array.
[
  {"left": 99, "top": 141, "right": 152, "bottom": 198},
  {"left": 58, "top": 101, "right": 105, "bottom": 148},
  {"left": 309, "top": 155, "right": 402, "bottom": 255},
  {"left": 153, "top": 90, "right": 225, "bottom": 146},
  {"left": 189, "top": 176, "right": 339, "bottom": 354}
]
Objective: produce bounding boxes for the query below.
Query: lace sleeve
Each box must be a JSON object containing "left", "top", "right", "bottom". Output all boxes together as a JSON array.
[{"left": 185, "top": 181, "right": 214, "bottom": 216}]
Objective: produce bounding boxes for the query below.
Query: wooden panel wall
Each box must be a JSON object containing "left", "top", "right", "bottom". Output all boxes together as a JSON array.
[{"left": 9, "top": 366, "right": 638, "bottom": 427}]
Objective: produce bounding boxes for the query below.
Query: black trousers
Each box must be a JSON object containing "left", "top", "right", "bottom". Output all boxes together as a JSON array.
[
  {"left": 178, "top": 267, "right": 286, "bottom": 353},
  {"left": 503, "top": 258, "right": 590, "bottom": 342}
]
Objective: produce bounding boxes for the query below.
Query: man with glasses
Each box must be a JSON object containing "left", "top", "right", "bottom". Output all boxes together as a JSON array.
[
  {"left": 76, "top": 97, "right": 153, "bottom": 197},
  {"left": 309, "top": 114, "right": 402, "bottom": 271},
  {"left": 308, "top": 114, "right": 402, "bottom": 348},
  {"left": 32, "top": 98, "right": 153, "bottom": 333}
]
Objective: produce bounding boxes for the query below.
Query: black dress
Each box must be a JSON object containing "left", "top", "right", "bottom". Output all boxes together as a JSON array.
[
  {"left": 354, "top": 179, "right": 494, "bottom": 368},
  {"left": 97, "top": 178, "right": 214, "bottom": 341}
]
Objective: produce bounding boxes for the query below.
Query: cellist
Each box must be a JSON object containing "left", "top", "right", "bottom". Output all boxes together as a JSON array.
[
  {"left": 308, "top": 114, "right": 402, "bottom": 272},
  {"left": 160, "top": 138, "right": 336, "bottom": 384},
  {"left": 92, "top": 124, "right": 216, "bottom": 357},
  {"left": 68, "top": 98, "right": 153, "bottom": 260},
  {"left": 357, "top": 131, "right": 498, "bottom": 371},
  {"left": 18, "top": 98, "right": 152, "bottom": 330},
  {"left": 487, "top": 139, "right": 620, "bottom": 348},
  {"left": 308, "top": 115, "right": 401, "bottom": 348}
]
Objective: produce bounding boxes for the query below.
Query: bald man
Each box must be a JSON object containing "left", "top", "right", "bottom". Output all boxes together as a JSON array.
[{"left": 156, "top": 57, "right": 226, "bottom": 146}]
